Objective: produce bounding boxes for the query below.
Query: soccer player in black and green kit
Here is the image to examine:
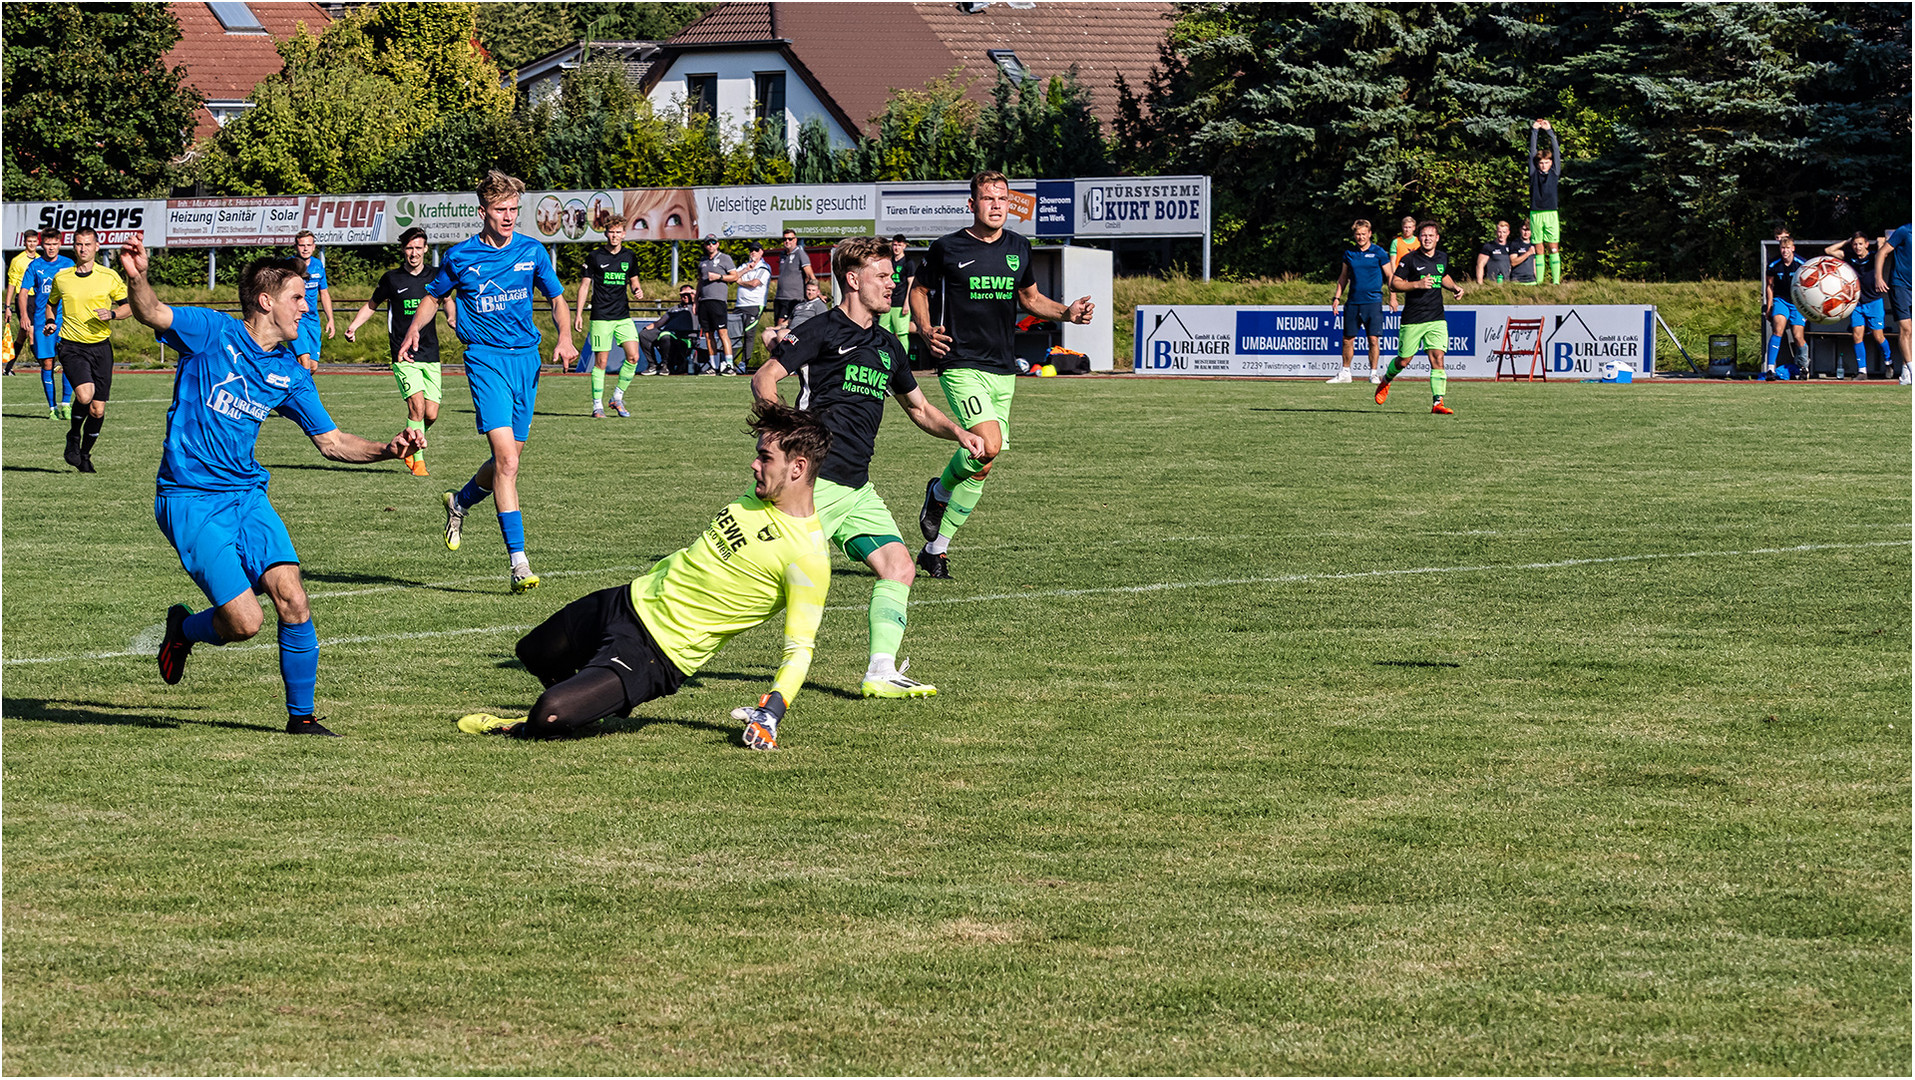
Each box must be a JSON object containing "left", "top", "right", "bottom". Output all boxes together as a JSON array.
[
  {"left": 911, "top": 171, "right": 1094, "bottom": 578},
  {"left": 575, "top": 218, "right": 644, "bottom": 416},
  {"left": 1376, "top": 220, "right": 1465, "bottom": 415},
  {"left": 1529, "top": 118, "right": 1564, "bottom": 284},
  {"left": 752, "top": 235, "right": 988, "bottom": 697},
  {"left": 345, "top": 227, "right": 452, "bottom": 476}
]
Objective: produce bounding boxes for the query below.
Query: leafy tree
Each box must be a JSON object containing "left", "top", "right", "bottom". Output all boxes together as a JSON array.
[
  {"left": 534, "top": 56, "right": 645, "bottom": 189},
  {"left": 362, "top": 109, "right": 545, "bottom": 193},
  {"left": 976, "top": 67, "right": 1109, "bottom": 179},
  {"left": 475, "top": 2, "right": 714, "bottom": 71},
  {"left": 854, "top": 73, "right": 984, "bottom": 182},
  {"left": 1, "top": 2, "right": 202, "bottom": 199}
]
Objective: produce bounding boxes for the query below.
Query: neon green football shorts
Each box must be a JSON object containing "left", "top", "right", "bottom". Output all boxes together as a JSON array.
[
  {"left": 590, "top": 318, "right": 639, "bottom": 353},
  {"left": 1398, "top": 320, "right": 1450, "bottom": 358},
  {"left": 877, "top": 307, "right": 911, "bottom": 340},
  {"left": 392, "top": 360, "right": 442, "bottom": 403},
  {"left": 1530, "top": 210, "right": 1561, "bottom": 244},
  {"left": 937, "top": 367, "right": 1015, "bottom": 447},
  {"left": 812, "top": 477, "right": 905, "bottom": 562}
]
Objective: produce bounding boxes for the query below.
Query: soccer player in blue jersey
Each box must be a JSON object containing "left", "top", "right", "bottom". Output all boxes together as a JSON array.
[
  {"left": 1874, "top": 222, "right": 1912, "bottom": 384},
  {"left": 397, "top": 170, "right": 579, "bottom": 594},
  {"left": 292, "top": 230, "right": 333, "bottom": 373},
  {"left": 1329, "top": 218, "right": 1391, "bottom": 384},
  {"left": 1826, "top": 232, "right": 1892, "bottom": 379},
  {"left": 117, "top": 236, "right": 424, "bottom": 737},
  {"left": 18, "top": 229, "right": 74, "bottom": 418},
  {"left": 1762, "top": 232, "right": 1807, "bottom": 381}
]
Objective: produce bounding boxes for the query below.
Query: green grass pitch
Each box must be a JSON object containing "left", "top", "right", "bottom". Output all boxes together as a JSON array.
[{"left": 3, "top": 368, "right": 1908, "bottom": 1073}]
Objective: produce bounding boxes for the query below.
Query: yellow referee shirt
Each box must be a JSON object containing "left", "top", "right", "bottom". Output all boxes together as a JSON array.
[
  {"left": 8, "top": 249, "right": 37, "bottom": 293},
  {"left": 47, "top": 265, "right": 127, "bottom": 344},
  {"left": 631, "top": 494, "right": 831, "bottom": 706}
]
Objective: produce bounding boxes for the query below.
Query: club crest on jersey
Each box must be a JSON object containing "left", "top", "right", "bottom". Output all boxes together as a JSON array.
[
  {"left": 1005, "top": 254, "right": 1021, "bottom": 272},
  {"left": 206, "top": 372, "right": 271, "bottom": 422},
  {"left": 757, "top": 525, "right": 778, "bottom": 542}
]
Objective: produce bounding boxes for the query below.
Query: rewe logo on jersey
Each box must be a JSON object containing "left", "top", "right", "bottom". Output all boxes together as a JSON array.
[{"left": 207, "top": 370, "right": 271, "bottom": 422}]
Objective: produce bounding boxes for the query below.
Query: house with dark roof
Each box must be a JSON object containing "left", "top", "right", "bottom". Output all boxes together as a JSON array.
[
  {"left": 640, "top": 1, "right": 1174, "bottom": 149},
  {"left": 165, "top": 1, "right": 333, "bottom": 142},
  {"left": 516, "top": 40, "right": 664, "bottom": 107}
]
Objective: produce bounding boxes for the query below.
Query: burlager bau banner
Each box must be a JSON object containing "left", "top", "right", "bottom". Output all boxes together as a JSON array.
[{"left": 1132, "top": 304, "right": 1656, "bottom": 379}]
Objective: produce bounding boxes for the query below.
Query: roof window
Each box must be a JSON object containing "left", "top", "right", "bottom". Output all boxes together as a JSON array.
[
  {"left": 207, "top": 2, "right": 266, "bottom": 34},
  {"left": 987, "top": 49, "right": 1029, "bottom": 84}
]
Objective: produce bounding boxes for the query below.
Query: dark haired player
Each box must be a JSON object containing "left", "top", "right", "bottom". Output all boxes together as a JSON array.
[
  {"left": 1529, "top": 119, "right": 1564, "bottom": 283},
  {"left": 575, "top": 218, "right": 644, "bottom": 416},
  {"left": 1377, "top": 220, "right": 1465, "bottom": 414},
  {"left": 1874, "top": 222, "right": 1912, "bottom": 385},
  {"left": 18, "top": 229, "right": 73, "bottom": 417},
  {"left": 1330, "top": 218, "right": 1390, "bottom": 384},
  {"left": 1762, "top": 232, "right": 1807, "bottom": 381},
  {"left": 1826, "top": 232, "right": 1891, "bottom": 379},
  {"left": 911, "top": 171, "right": 1093, "bottom": 578},
  {"left": 43, "top": 227, "right": 129, "bottom": 471},
  {"left": 752, "top": 235, "right": 985, "bottom": 698},
  {"left": 345, "top": 226, "right": 453, "bottom": 475},
  {"left": 457, "top": 402, "right": 833, "bottom": 751},
  {"left": 119, "top": 236, "right": 424, "bottom": 737},
  {"left": 291, "top": 229, "right": 333, "bottom": 373}
]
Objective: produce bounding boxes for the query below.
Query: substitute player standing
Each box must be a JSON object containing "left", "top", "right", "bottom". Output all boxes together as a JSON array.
[
  {"left": 881, "top": 234, "right": 917, "bottom": 351},
  {"left": 911, "top": 170, "right": 1093, "bottom": 579},
  {"left": 1377, "top": 220, "right": 1465, "bottom": 415},
  {"left": 44, "top": 228, "right": 129, "bottom": 471},
  {"left": 398, "top": 170, "right": 578, "bottom": 594},
  {"left": 1761, "top": 232, "right": 1807, "bottom": 381},
  {"left": 457, "top": 402, "right": 832, "bottom": 751},
  {"left": 344, "top": 226, "right": 452, "bottom": 476},
  {"left": 1529, "top": 119, "right": 1564, "bottom": 284},
  {"left": 752, "top": 235, "right": 988, "bottom": 698},
  {"left": 1875, "top": 222, "right": 1913, "bottom": 385},
  {"left": 1386, "top": 215, "right": 1419, "bottom": 314},
  {"left": 575, "top": 219, "right": 643, "bottom": 416},
  {"left": 19, "top": 230, "right": 73, "bottom": 417},
  {"left": 120, "top": 236, "right": 423, "bottom": 737},
  {"left": 1826, "top": 232, "right": 1891, "bottom": 379},
  {"left": 1329, "top": 218, "right": 1391, "bottom": 383},
  {"left": 291, "top": 230, "right": 333, "bottom": 373}
]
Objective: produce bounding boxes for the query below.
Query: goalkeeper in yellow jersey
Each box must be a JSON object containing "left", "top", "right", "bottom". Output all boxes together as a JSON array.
[{"left": 457, "top": 402, "right": 833, "bottom": 750}]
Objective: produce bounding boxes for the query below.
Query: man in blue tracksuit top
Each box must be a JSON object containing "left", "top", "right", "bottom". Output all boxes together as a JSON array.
[
  {"left": 117, "top": 235, "right": 424, "bottom": 737},
  {"left": 397, "top": 170, "right": 578, "bottom": 594}
]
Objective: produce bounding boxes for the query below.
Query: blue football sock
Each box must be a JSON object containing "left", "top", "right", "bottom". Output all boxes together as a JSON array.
[
  {"left": 457, "top": 476, "right": 492, "bottom": 510},
  {"left": 60, "top": 374, "right": 71, "bottom": 404},
  {"left": 498, "top": 509, "right": 526, "bottom": 554},
  {"left": 41, "top": 369, "right": 56, "bottom": 408},
  {"left": 1854, "top": 340, "right": 1867, "bottom": 374},
  {"left": 278, "top": 619, "right": 319, "bottom": 719},
  {"left": 182, "top": 607, "right": 225, "bottom": 646},
  {"left": 1765, "top": 335, "right": 1781, "bottom": 370}
]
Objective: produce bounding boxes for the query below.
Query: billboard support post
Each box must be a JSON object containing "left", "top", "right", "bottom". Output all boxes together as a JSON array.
[{"left": 207, "top": 247, "right": 215, "bottom": 290}]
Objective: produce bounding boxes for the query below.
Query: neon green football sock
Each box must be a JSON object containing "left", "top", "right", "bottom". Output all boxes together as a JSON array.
[
  {"left": 1547, "top": 253, "right": 1561, "bottom": 284},
  {"left": 938, "top": 446, "right": 985, "bottom": 491},
  {"left": 406, "top": 419, "right": 426, "bottom": 464},
  {"left": 1429, "top": 368, "right": 1448, "bottom": 400},
  {"left": 937, "top": 472, "right": 988, "bottom": 542},
  {"left": 590, "top": 369, "right": 605, "bottom": 406},
  {"left": 615, "top": 362, "right": 637, "bottom": 395},
  {"left": 868, "top": 579, "right": 910, "bottom": 664},
  {"left": 1384, "top": 358, "right": 1405, "bottom": 382}
]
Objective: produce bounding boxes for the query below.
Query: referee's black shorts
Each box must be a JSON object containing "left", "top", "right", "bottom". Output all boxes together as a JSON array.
[
  {"left": 515, "top": 584, "right": 685, "bottom": 714},
  {"left": 697, "top": 298, "right": 729, "bottom": 333},
  {"left": 57, "top": 338, "right": 114, "bottom": 400}
]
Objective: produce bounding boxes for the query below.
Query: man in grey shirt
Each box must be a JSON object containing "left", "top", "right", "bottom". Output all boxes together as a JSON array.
[
  {"left": 761, "top": 276, "right": 829, "bottom": 358},
  {"left": 772, "top": 229, "right": 817, "bottom": 325},
  {"left": 1475, "top": 220, "right": 1514, "bottom": 284},
  {"left": 695, "top": 235, "right": 739, "bottom": 375}
]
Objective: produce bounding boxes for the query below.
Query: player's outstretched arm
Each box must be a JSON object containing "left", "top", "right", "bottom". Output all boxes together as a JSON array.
[
  {"left": 898, "top": 387, "right": 991, "bottom": 461},
  {"left": 310, "top": 426, "right": 424, "bottom": 465},
  {"left": 118, "top": 236, "right": 174, "bottom": 333},
  {"left": 1443, "top": 274, "right": 1465, "bottom": 300},
  {"left": 321, "top": 288, "right": 335, "bottom": 336},
  {"left": 343, "top": 300, "right": 379, "bottom": 342},
  {"left": 749, "top": 358, "right": 789, "bottom": 405},
  {"left": 573, "top": 278, "right": 591, "bottom": 334},
  {"left": 1016, "top": 283, "right": 1093, "bottom": 325}
]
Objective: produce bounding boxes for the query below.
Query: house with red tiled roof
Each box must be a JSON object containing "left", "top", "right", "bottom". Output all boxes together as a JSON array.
[
  {"left": 640, "top": 1, "right": 1174, "bottom": 150},
  {"left": 166, "top": 1, "right": 332, "bottom": 142}
]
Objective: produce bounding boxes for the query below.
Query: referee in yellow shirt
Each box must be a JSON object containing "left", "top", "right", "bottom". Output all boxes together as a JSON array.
[{"left": 43, "top": 227, "right": 129, "bottom": 472}]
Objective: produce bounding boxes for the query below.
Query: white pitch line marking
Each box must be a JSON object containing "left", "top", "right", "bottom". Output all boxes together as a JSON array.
[{"left": 4, "top": 539, "right": 1905, "bottom": 668}]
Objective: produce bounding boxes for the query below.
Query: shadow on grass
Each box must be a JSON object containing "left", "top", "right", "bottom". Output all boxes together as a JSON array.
[
  {"left": 303, "top": 569, "right": 429, "bottom": 588},
  {"left": 1248, "top": 407, "right": 1379, "bottom": 415},
  {"left": 2, "top": 696, "right": 279, "bottom": 732},
  {"left": 687, "top": 670, "right": 864, "bottom": 701},
  {"left": 2, "top": 464, "right": 68, "bottom": 474},
  {"left": 269, "top": 462, "right": 404, "bottom": 474},
  {"left": 1374, "top": 659, "right": 1462, "bottom": 668}
]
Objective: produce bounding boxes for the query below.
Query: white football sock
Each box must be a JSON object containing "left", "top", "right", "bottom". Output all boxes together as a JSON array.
[{"left": 925, "top": 535, "right": 950, "bottom": 555}]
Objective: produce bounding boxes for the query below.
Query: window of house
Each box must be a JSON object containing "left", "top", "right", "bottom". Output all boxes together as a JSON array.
[
  {"left": 987, "top": 49, "right": 1029, "bottom": 84},
  {"left": 686, "top": 74, "right": 718, "bottom": 123},
  {"left": 207, "top": 2, "right": 266, "bottom": 33},
  {"left": 754, "top": 72, "right": 787, "bottom": 141}
]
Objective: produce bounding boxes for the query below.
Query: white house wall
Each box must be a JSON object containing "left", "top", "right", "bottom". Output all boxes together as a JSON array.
[{"left": 646, "top": 50, "right": 856, "bottom": 152}]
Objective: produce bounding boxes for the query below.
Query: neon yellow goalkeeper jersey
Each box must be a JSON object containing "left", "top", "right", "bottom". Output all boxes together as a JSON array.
[{"left": 630, "top": 494, "right": 831, "bottom": 705}]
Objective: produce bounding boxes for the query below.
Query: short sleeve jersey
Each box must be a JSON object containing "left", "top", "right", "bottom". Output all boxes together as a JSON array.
[
  {"left": 922, "top": 227, "right": 1035, "bottom": 374},
  {"left": 1389, "top": 235, "right": 1419, "bottom": 273},
  {"left": 698, "top": 252, "right": 735, "bottom": 302},
  {"left": 787, "top": 297, "right": 827, "bottom": 329},
  {"left": 629, "top": 495, "right": 831, "bottom": 705},
  {"left": 582, "top": 246, "right": 638, "bottom": 321},
  {"left": 155, "top": 305, "right": 336, "bottom": 495},
  {"left": 22, "top": 255, "right": 74, "bottom": 320},
  {"left": 777, "top": 243, "right": 809, "bottom": 294},
  {"left": 1341, "top": 244, "right": 1390, "bottom": 304},
  {"left": 1508, "top": 238, "right": 1537, "bottom": 282},
  {"left": 428, "top": 231, "right": 563, "bottom": 350},
  {"left": 9, "top": 250, "right": 37, "bottom": 292},
  {"left": 49, "top": 265, "right": 127, "bottom": 344},
  {"left": 1767, "top": 254, "right": 1805, "bottom": 302},
  {"left": 889, "top": 256, "right": 919, "bottom": 308},
  {"left": 736, "top": 261, "right": 771, "bottom": 308},
  {"left": 1844, "top": 246, "right": 1882, "bottom": 304},
  {"left": 1396, "top": 248, "right": 1452, "bottom": 325},
  {"left": 1890, "top": 224, "right": 1912, "bottom": 292},
  {"left": 300, "top": 252, "right": 327, "bottom": 320},
  {"left": 370, "top": 266, "right": 439, "bottom": 363},
  {"left": 776, "top": 307, "right": 919, "bottom": 488},
  {"left": 1478, "top": 241, "right": 1513, "bottom": 279}
]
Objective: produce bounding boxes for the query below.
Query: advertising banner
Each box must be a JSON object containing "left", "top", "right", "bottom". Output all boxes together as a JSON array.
[
  {"left": 875, "top": 180, "right": 1043, "bottom": 238},
  {"left": 166, "top": 195, "right": 389, "bottom": 246},
  {"left": 696, "top": 183, "right": 875, "bottom": 239},
  {"left": 1133, "top": 304, "right": 1655, "bottom": 379},
  {"left": 5, "top": 199, "right": 166, "bottom": 247},
  {"left": 1073, "top": 176, "right": 1207, "bottom": 237},
  {"left": 390, "top": 191, "right": 481, "bottom": 244}
]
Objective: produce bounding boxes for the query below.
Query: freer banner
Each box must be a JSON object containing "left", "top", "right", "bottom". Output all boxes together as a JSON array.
[{"left": 1133, "top": 305, "right": 1656, "bottom": 379}]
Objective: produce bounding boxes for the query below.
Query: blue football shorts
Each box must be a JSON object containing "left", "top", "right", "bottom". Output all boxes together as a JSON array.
[
  {"left": 1889, "top": 284, "right": 1911, "bottom": 324},
  {"left": 465, "top": 343, "right": 543, "bottom": 441},
  {"left": 294, "top": 315, "right": 323, "bottom": 361},
  {"left": 1342, "top": 301, "right": 1384, "bottom": 342},
  {"left": 32, "top": 316, "right": 59, "bottom": 360},
  {"left": 155, "top": 487, "right": 299, "bottom": 608},
  {"left": 1769, "top": 298, "right": 1806, "bottom": 327},
  {"left": 1851, "top": 298, "right": 1885, "bottom": 332}
]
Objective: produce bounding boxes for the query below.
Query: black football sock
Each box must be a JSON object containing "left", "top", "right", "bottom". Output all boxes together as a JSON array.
[{"left": 80, "top": 413, "right": 103, "bottom": 453}]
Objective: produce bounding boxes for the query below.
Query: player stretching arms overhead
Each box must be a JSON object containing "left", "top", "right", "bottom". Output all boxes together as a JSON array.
[
  {"left": 1377, "top": 219, "right": 1465, "bottom": 414},
  {"left": 911, "top": 170, "right": 1093, "bottom": 579},
  {"left": 119, "top": 237, "right": 424, "bottom": 737},
  {"left": 345, "top": 226, "right": 454, "bottom": 476},
  {"left": 1529, "top": 119, "right": 1564, "bottom": 284},
  {"left": 398, "top": 170, "right": 579, "bottom": 593},
  {"left": 458, "top": 402, "right": 832, "bottom": 751},
  {"left": 752, "top": 235, "right": 989, "bottom": 698}
]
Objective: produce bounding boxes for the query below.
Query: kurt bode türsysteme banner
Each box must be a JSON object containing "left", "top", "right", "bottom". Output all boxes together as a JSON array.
[
  {"left": 4, "top": 176, "right": 1208, "bottom": 249},
  {"left": 1133, "top": 305, "right": 1656, "bottom": 380}
]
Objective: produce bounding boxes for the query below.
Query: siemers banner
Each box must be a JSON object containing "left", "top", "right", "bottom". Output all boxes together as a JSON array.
[{"left": 1133, "top": 305, "right": 1656, "bottom": 379}]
